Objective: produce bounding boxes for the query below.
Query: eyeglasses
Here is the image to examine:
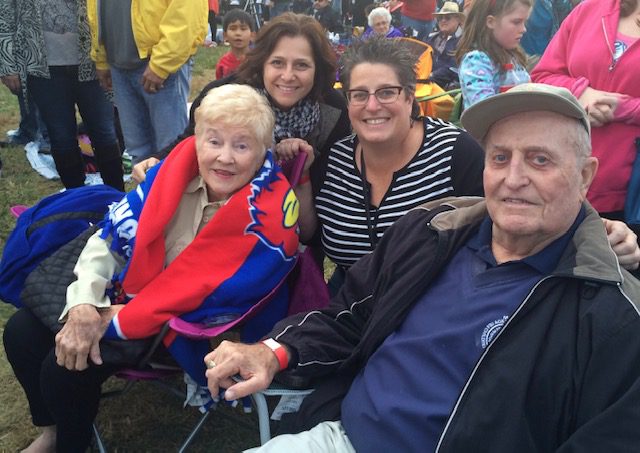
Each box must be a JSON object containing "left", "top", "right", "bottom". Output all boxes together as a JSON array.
[
  {"left": 345, "top": 86, "right": 404, "bottom": 106},
  {"left": 437, "top": 16, "right": 453, "bottom": 22}
]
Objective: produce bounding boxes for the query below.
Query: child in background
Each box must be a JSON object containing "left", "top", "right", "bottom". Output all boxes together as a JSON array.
[
  {"left": 455, "top": 0, "right": 532, "bottom": 108},
  {"left": 215, "top": 10, "right": 255, "bottom": 80}
]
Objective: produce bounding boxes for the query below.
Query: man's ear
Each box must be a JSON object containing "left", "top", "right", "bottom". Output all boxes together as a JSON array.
[
  {"left": 580, "top": 156, "right": 599, "bottom": 198},
  {"left": 250, "top": 31, "right": 256, "bottom": 42},
  {"left": 486, "top": 15, "right": 497, "bottom": 30}
]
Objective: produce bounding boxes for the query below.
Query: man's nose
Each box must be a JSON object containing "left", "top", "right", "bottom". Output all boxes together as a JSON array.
[{"left": 504, "top": 158, "right": 529, "bottom": 187}]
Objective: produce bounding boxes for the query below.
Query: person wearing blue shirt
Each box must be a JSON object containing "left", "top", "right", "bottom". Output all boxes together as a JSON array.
[
  {"left": 205, "top": 84, "right": 640, "bottom": 452},
  {"left": 520, "top": 0, "right": 573, "bottom": 56}
]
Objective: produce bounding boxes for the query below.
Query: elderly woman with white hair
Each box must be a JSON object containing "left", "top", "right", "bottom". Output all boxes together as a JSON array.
[
  {"left": 362, "top": 6, "right": 404, "bottom": 39},
  {"left": 3, "top": 84, "right": 299, "bottom": 452}
]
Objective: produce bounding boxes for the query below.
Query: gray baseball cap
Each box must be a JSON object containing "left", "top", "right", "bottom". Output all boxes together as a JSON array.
[{"left": 460, "top": 83, "right": 590, "bottom": 141}]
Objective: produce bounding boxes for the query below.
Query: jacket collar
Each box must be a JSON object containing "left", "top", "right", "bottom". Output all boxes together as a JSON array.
[{"left": 415, "top": 197, "right": 624, "bottom": 285}]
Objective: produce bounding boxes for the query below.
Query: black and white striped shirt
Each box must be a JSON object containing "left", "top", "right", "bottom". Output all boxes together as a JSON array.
[{"left": 315, "top": 117, "right": 484, "bottom": 268}]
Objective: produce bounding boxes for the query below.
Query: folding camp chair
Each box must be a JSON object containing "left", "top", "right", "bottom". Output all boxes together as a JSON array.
[
  {"left": 92, "top": 152, "right": 316, "bottom": 451},
  {"left": 415, "top": 88, "right": 462, "bottom": 123}
]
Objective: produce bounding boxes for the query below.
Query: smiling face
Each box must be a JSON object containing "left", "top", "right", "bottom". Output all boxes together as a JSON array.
[
  {"left": 347, "top": 63, "right": 414, "bottom": 146},
  {"left": 262, "top": 35, "right": 316, "bottom": 111},
  {"left": 195, "top": 121, "right": 265, "bottom": 202},
  {"left": 486, "top": 1, "right": 530, "bottom": 50},
  {"left": 483, "top": 111, "right": 597, "bottom": 252},
  {"left": 372, "top": 16, "right": 391, "bottom": 35},
  {"left": 224, "top": 20, "right": 253, "bottom": 52}
]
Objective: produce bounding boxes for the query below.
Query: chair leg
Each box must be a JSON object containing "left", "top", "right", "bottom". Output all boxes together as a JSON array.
[
  {"left": 251, "top": 392, "right": 272, "bottom": 445},
  {"left": 178, "top": 409, "right": 213, "bottom": 453},
  {"left": 92, "top": 423, "right": 107, "bottom": 453}
]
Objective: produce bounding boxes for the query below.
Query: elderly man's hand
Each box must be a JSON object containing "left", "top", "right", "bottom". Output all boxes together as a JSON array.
[
  {"left": 204, "top": 340, "right": 282, "bottom": 401},
  {"left": 141, "top": 65, "right": 165, "bottom": 94},
  {"left": 275, "top": 139, "right": 315, "bottom": 172},
  {"left": 55, "top": 304, "right": 124, "bottom": 371},
  {"left": 132, "top": 157, "right": 160, "bottom": 183},
  {"left": 603, "top": 218, "right": 640, "bottom": 270}
]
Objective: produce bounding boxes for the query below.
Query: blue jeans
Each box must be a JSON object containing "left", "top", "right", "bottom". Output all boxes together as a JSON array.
[
  {"left": 401, "top": 15, "right": 435, "bottom": 42},
  {"left": 28, "top": 66, "right": 117, "bottom": 157},
  {"left": 110, "top": 61, "right": 191, "bottom": 163}
]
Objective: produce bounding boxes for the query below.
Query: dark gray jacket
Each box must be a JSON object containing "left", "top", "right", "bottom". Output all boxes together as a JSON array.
[{"left": 273, "top": 197, "right": 640, "bottom": 451}]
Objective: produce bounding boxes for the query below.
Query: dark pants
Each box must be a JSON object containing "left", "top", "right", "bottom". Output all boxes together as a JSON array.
[
  {"left": 3, "top": 308, "right": 119, "bottom": 452},
  {"left": 17, "top": 90, "right": 48, "bottom": 143},
  {"left": 28, "top": 66, "right": 123, "bottom": 190},
  {"left": 209, "top": 10, "right": 218, "bottom": 42}
]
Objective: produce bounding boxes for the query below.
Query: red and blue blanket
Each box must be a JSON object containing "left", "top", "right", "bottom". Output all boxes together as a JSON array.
[{"left": 101, "top": 136, "right": 299, "bottom": 385}]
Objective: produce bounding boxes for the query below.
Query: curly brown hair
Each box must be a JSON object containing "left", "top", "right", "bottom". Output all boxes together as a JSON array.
[
  {"left": 234, "top": 13, "right": 337, "bottom": 102},
  {"left": 455, "top": 0, "right": 531, "bottom": 69}
]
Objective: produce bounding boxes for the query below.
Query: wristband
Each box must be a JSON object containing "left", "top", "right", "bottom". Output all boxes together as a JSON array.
[
  {"left": 262, "top": 338, "right": 289, "bottom": 371},
  {"left": 297, "top": 173, "right": 311, "bottom": 186}
]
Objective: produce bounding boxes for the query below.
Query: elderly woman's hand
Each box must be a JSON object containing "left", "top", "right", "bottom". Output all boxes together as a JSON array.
[
  {"left": 275, "top": 138, "right": 315, "bottom": 172},
  {"left": 54, "top": 304, "right": 124, "bottom": 371},
  {"left": 204, "top": 340, "right": 282, "bottom": 401},
  {"left": 132, "top": 157, "right": 160, "bottom": 183},
  {"left": 603, "top": 218, "right": 640, "bottom": 271},
  {"left": 579, "top": 87, "right": 624, "bottom": 127}
]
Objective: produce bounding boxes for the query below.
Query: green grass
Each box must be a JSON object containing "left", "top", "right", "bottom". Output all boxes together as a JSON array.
[{"left": 0, "top": 46, "right": 267, "bottom": 452}]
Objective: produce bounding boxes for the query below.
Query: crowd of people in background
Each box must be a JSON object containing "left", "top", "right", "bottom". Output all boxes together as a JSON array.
[{"left": 2, "top": 0, "right": 640, "bottom": 450}]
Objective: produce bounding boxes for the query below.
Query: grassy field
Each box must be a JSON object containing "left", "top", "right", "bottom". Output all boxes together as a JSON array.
[{"left": 0, "top": 46, "right": 265, "bottom": 452}]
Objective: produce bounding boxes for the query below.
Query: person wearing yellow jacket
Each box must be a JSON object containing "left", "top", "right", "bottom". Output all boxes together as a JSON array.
[{"left": 87, "top": 0, "right": 208, "bottom": 163}]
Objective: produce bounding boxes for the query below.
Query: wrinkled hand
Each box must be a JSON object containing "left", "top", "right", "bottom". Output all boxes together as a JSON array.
[
  {"left": 603, "top": 218, "right": 640, "bottom": 270},
  {"left": 1, "top": 74, "right": 21, "bottom": 95},
  {"left": 132, "top": 157, "right": 160, "bottom": 183},
  {"left": 205, "top": 340, "right": 282, "bottom": 401},
  {"left": 578, "top": 87, "right": 622, "bottom": 127},
  {"left": 96, "top": 69, "right": 112, "bottom": 91},
  {"left": 55, "top": 304, "right": 124, "bottom": 370},
  {"left": 141, "top": 65, "right": 165, "bottom": 94},
  {"left": 587, "top": 101, "right": 617, "bottom": 128},
  {"left": 275, "top": 138, "right": 315, "bottom": 172}
]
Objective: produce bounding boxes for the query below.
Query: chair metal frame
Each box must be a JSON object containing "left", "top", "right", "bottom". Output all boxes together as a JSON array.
[{"left": 92, "top": 153, "right": 314, "bottom": 451}]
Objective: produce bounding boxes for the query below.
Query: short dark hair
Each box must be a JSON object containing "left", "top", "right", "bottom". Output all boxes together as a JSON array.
[
  {"left": 339, "top": 36, "right": 417, "bottom": 93},
  {"left": 234, "top": 13, "right": 337, "bottom": 101},
  {"left": 223, "top": 9, "right": 255, "bottom": 32},
  {"left": 340, "top": 36, "right": 422, "bottom": 117}
]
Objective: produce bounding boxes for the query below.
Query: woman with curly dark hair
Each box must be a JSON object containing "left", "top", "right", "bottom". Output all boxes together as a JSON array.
[{"left": 133, "top": 12, "right": 350, "bottom": 191}]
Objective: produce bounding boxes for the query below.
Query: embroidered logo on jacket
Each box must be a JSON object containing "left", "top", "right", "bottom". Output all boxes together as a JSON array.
[{"left": 481, "top": 315, "right": 509, "bottom": 349}]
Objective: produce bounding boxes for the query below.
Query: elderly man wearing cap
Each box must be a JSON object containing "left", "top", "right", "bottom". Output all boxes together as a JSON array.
[
  {"left": 426, "top": 1, "right": 465, "bottom": 89},
  {"left": 205, "top": 84, "right": 640, "bottom": 452}
]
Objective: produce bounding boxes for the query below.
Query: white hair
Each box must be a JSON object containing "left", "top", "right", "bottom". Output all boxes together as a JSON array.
[{"left": 368, "top": 7, "right": 392, "bottom": 27}]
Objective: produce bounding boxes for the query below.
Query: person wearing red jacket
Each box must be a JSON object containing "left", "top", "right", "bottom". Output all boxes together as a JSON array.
[
  {"left": 399, "top": 0, "right": 437, "bottom": 41},
  {"left": 531, "top": 0, "right": 640, "bottom": 224}
]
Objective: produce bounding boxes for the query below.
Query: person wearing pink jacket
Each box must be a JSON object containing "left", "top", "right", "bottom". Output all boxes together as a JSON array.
[{"left": 531, "top": 0, "right": 640, "bottom": 221}]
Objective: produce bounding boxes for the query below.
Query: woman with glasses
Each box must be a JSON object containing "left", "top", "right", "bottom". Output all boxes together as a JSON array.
[{"left": 292, "top": 36, "right": 485, "bottom": 292}]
